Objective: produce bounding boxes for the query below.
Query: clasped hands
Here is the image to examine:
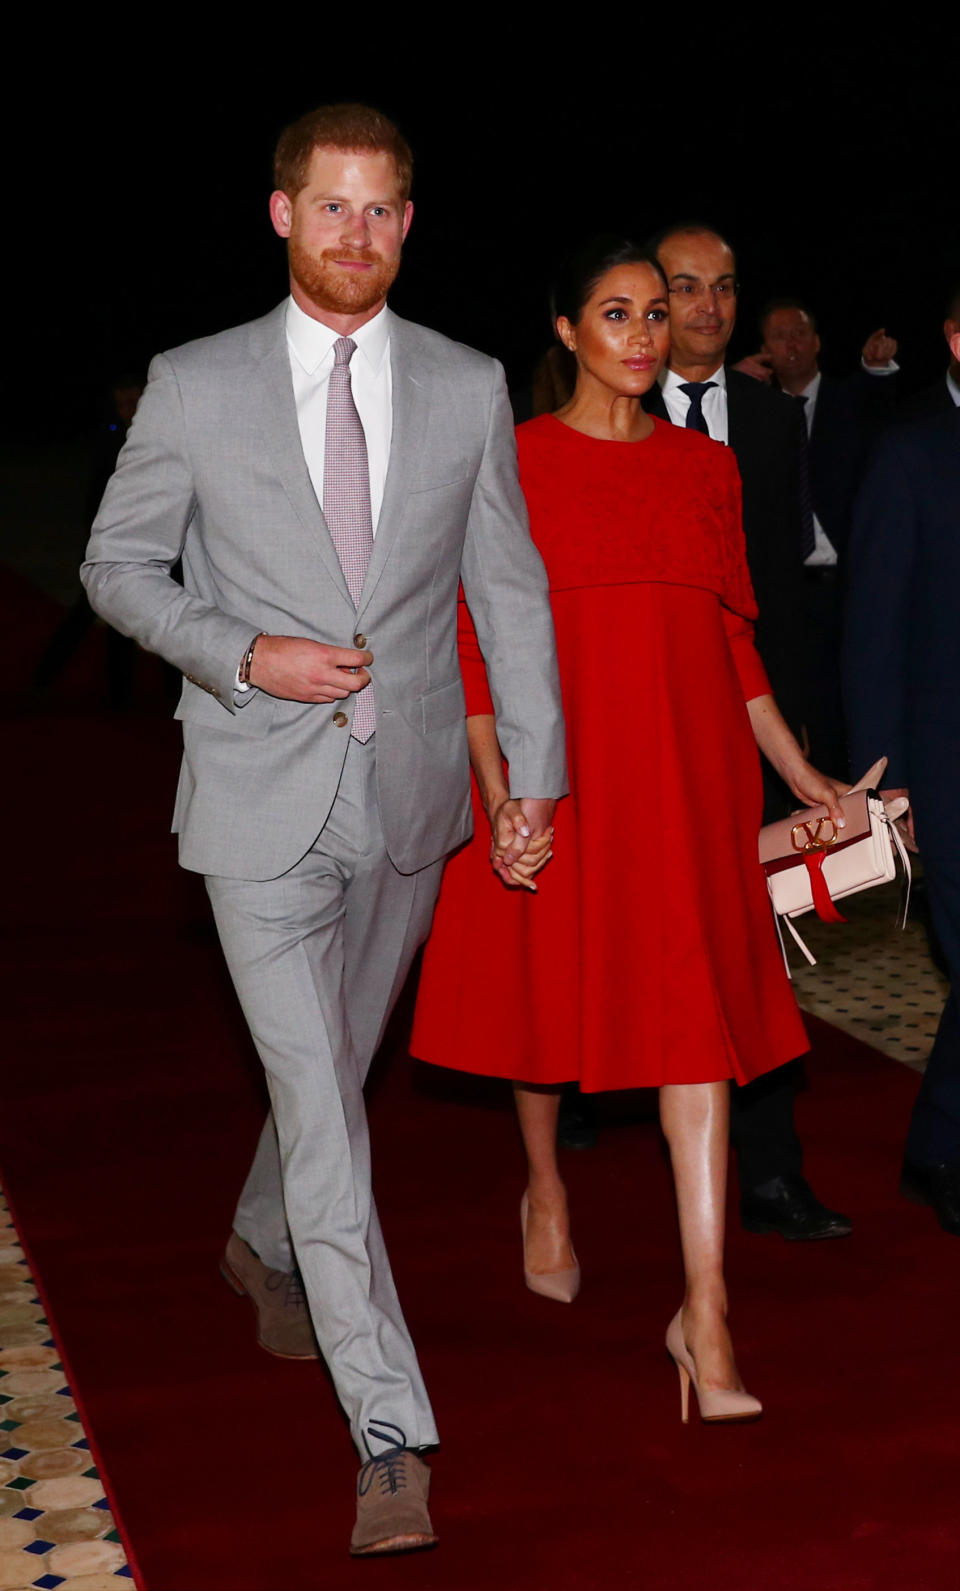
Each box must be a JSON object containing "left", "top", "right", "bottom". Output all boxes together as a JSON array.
[{"left": 487, "top": 797, "right": 556, "bottom": 893}]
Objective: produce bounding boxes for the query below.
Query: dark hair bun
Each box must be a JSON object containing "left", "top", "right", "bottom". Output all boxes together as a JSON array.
[{"left": 551, "top": 236, "right": 667, "bottom": 327}]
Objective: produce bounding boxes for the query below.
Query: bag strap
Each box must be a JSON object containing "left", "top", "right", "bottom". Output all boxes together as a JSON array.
[
  {"left": 768, "top": 887, "right": 818, "bottom": 978},
  {"left": 883, "top": 810, "right": 912, "bottom": 929},
  {"left": 782, "top": 910, "right": 818, "bottom": 968}
]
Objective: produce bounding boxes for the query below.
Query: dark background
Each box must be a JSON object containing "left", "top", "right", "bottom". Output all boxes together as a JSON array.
[{"left": 3, "top": 28, "right": 957, "bottom": 442}]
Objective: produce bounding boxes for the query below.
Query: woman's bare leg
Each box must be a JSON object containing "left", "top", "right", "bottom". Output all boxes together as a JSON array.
[
  {"left": 513, "top": 1082, "right": 575, "bottom": 1273},
  {"left": 659, "top": 1080, "right": 743, "bottom": 1390}
]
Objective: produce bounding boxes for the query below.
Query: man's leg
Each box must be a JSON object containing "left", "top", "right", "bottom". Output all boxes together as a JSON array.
[
  {"left": 233, "top": 1115, "right": 292, "bottom": 1273},
  {"left": 232, "top": 750, "right": 443, "bottom": 1272},
  {"left": 207, "top": 740, "right": 438, "bottom": 1455},
  {"left": 905, "top": 990, "right": 960, "bottom": 1159},
  {"left": 734, "top": 1062, "right": 852, "bottom": 1241},
  {"left": 902, "top": 848, "right": 960, "bottom": 1233},
  {"left": 730, "top": 1062, "right": 802, "bottom": 1186}
]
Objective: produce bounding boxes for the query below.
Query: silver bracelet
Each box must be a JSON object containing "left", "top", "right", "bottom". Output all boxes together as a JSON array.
[{"left": 239, "top": 632, "right": 267, "bottom": 688}]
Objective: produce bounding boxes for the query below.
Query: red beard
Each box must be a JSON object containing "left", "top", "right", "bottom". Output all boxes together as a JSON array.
[{"left": 288, "top": 241, "right": 400, "bottom": 316}]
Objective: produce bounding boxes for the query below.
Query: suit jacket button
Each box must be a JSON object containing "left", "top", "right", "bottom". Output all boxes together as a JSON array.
[
  {"left": 354, "top": 633, "right": 366, "bottom": 648},
  {"left": 332, "top": 711, "right": 348, "bottom": 728}
]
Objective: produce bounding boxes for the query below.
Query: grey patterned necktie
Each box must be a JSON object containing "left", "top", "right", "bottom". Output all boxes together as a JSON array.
[{"left": 324, "top": 336, "right": 375, "bottom": 742}]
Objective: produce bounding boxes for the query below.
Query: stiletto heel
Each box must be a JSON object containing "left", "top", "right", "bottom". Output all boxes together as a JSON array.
[
  {"left": 676, "top": 1357, "right": 691, "bottom": 1423},
  {"left": 665, "top": 1310, "right": 762, "bottom": 1424},
  {"left": 520, "top": 1193, "right": 581, "bottom": 1303}
]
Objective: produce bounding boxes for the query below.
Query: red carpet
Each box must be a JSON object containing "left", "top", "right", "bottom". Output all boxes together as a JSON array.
[{"left": 4, "top": 579, "right": 960, "bottom": 1589}]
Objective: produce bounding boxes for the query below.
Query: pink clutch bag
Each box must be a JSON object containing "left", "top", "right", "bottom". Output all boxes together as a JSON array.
[{"left": 758, "top": 758, "right": 911, "bottom": 970}]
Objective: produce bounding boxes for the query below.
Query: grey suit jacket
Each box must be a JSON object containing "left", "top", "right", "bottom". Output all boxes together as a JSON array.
[{"left": 81, "top": 303, "right": 567, "bottom": 880}]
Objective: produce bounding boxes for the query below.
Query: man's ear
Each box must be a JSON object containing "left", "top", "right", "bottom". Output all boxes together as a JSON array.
[
  {"left": 948, "top": 329, "right": 960, "bottom": 363},
  {"left": 269, "top": 190, "right": 293, "bottom": 240}
]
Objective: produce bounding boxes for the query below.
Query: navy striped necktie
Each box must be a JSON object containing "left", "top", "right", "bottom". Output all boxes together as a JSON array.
[{"left": 678, "top": 381, "right": 717, "bottom": 436}]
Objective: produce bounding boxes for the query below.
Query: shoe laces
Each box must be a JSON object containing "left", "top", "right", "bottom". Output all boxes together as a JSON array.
[
  {"left": 265, "top": 1267, "right": 306, "bottom": 1312},
  {"left": 358, "top": 1421, "right": 410, "bottom": 1498}
]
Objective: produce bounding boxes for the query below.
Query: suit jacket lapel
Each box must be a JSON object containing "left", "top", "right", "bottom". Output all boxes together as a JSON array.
[
  {"left": 249, "top": 305, "right": 354, "bottom": 608},
  {"left": 357, "top": 314, "right": 431, "bottom": 617},
  {"left": 725, "top": 367, "right": 744, "bottom": 450}
]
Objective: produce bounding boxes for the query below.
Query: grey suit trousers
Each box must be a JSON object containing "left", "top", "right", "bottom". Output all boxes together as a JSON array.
[{"left": 206, "top": 737, "right": 443, "bottom": 1455}]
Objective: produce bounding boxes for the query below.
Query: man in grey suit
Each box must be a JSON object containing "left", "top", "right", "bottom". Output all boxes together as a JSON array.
[{"left": 81, "top": 104, "right": 566, "bottom": 1557}]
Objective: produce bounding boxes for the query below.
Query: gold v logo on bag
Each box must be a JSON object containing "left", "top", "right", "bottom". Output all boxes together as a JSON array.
[{"left": 790, "top": 817, "right": 839, "bottom": 853}]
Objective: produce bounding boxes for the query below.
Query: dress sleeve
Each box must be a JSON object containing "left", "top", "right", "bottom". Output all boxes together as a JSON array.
[
  {"left": 723, "top": 606, "right": 771, "bottom": 702},
  {"left": 457, "top": 586, "right": 495, "bottom": 716},
  {"left": 716, "top": 443, "right": 759, "bottom": 624}
]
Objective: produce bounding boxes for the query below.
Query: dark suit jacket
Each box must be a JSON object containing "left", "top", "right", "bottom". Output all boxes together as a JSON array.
[
  {"left": 896, "top": 374, "right": 957, "bottom": 424},
  {"left": 805, "top": 370, "right": 897, "bottom": 561},
  {"left": 644, "top": 370, "right": 808, "bottom": 731},
  {"left": 843, "top": 408, "right": 960, "bottom": 808}
]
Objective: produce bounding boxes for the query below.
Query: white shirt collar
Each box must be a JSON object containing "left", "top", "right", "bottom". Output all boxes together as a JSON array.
[
  {"left": 797, "top": 370, "right": 821, "bottom": 402},
  {"left": 285, "top": 296, "right": 391, "bottom": 377},
  {"left": 660, "top": 363, "right": 727, "bottom": 393},
  {"left": 947, "top": 370, "right": 960, "bottom": 407}
]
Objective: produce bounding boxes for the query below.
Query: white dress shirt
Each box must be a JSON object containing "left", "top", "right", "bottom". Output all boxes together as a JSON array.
[
  {"left": 286, "top": 295, "right": 392, "bottom": 532},
  {"left": 659, "top": 363, "right": 728, "bottom": 443},
  {"left": 948, "top": 371, "right": 960, "bottom": 407},
  {"left": 797, "top": 364, "right": 897, "bottom": 567},
  {"left": 791, "top": 371, "right": 836, "bottom": 567}
]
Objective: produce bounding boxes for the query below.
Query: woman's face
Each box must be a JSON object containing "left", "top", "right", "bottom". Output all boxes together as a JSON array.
[{"left": 558, "top": 262, "right": 670, "bottom": 396}]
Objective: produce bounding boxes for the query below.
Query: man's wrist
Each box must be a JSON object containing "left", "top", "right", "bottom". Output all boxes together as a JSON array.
[{"left": 237, "top": 631, "right": 267, "bottom": 691}]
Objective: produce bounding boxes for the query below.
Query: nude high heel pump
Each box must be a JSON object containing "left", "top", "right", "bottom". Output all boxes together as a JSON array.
[
  {"left": 520, "top": 1193, "right": 581, "bottom": 1303},
  {"left": 665, "top": 1310, "right": 762, "bottom": 1424}
]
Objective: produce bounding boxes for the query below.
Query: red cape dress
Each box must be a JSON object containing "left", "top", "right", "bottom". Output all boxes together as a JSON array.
[{"left": 411, "top": 415, "right": 808, "bottom": 1090}]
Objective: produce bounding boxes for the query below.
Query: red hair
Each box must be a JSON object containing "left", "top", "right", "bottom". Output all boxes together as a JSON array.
[{"left": 273, "top": 103, "right": 413, "bottom": 202}]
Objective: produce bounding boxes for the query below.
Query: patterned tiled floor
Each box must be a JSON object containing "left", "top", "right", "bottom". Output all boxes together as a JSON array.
[
  {"left": 785, "top": 871, "right": 946, "bottom": 1071},
  {"left": 0, "top": 1196, "right": 131, "bottom": 1591}
]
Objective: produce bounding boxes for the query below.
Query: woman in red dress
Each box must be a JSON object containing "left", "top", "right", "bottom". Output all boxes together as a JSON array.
[{"left": 412, "top": 239, "right": 845, "bottom": 1420}]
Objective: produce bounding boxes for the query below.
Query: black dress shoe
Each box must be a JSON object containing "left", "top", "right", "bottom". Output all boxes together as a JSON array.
[
  {"left": 900, "top": 1160, "right": 960, "bottom": 1235},
  {"left": 557, "top": 1084, "right": 597, "bottom": 1151},
  {"left": 740, "top": 1175, "right": 853, "bottom": 1241}
]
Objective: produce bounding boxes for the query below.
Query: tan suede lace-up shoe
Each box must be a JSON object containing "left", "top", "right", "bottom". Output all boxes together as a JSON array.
[
  {"left": 220, "top": 1232, "right": 318, "bottom": 1360},
  {"left": 350, "top": 1422, "right": 438, "bottom": 1557}
]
